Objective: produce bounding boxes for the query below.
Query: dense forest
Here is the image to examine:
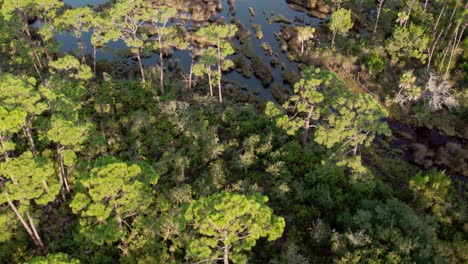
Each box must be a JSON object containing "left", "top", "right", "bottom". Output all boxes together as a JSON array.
[{"left": 0, "top": 0, "right": 466, "bottom": 263}]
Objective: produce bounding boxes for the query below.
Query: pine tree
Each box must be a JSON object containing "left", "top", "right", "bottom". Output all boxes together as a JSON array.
[
  {"left": 329, "top": 9, "right": 353, "bottom": 48},
  {"left": 150, "top": 7, "right": 188, "bottom": 94},
  {"left": 0, "top": 152, "right": 60, "bottom": 249},
  {"left": 0, "top": 73, "right": 47, "bottom": 157},
  {"left": 184, "top": 191, "right": 285, "bottom": 264},
  {"left": 70, "top": 157, "right": 159, "bottom": 246},
  {"left": 103, "top": 0, "right": 152, "bottom": 83},
  {"left": 196, "top": 24, "right": 237, "bottom": 102}
]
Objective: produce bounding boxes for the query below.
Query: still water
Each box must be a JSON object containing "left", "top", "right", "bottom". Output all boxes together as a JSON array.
[{"left": 59, "top": 0, "right": 325, "bottom": 100}]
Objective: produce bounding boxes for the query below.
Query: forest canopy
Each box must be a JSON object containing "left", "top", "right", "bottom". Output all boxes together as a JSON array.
[{"left": 0, "top": 0, "right": 466, "bottom": 263}]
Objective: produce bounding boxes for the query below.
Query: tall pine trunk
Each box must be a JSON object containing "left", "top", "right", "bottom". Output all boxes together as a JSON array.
[
  {"left": 373, "top": 0, "right": 384, "bottom": 36},
  {"left": 208, "top": 67, "right": 213, "bottom": 97},
  {"left": 5, "top": 194, "right": 44, "bottom": 249},
  {"left": 301, "top": 112, "right": 313, "bottom": 145},
  {"left": 223, "top": 232, "right": 229, "bottom": 264},
  {"left": 188, "top": 53, "right": 194, "bottom": 92},
  {"left": 0, "top": 134, "right": 9, "bottom": 161},
  {"left": 136, "top": 50, "right": 145, "bottom": 83},
  {"left": 159, "top": 35, "right": 165, "bottom": 94},
  {"left": 56, "top": 144, "right": 69, "bottom": 200},
  {"left": 23, "top": 122, "right": 37, "bottom": 157},
  {"left": 217, "top": 38, "right": 223, "bottom": 103}
]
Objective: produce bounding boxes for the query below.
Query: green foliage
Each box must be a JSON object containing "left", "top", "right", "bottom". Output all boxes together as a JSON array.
[
  {"left": 386, "top": 24, "right": 429, "bottom": 64},
  {"left": 0, "top": 151, "right": 60, "bottom": 206},
  {"left": 49, "top": 55, "right": 93, "bottom": 80},
  {"left": 314, "top": 92, "right": 391, "bottom": 155},
  {"left": 331, "top": 199, "right": 441, "bottom": 263},
  {"left": 365, "top": 50, "right": 385, "bottom": 76},
  {"left": 25, "top": 253, "right": 80, "bottom": 264},
  {"left": 409, "top": 170, "right": 454, "bottom": 224},
  {"left": 46, "top": 113, "right": 93, "bottom": 149},
  {"left": 274, "top": 67, "right": 327, "bottom": 137},
  {"left": 184, "top": 191, "right": 285, "bottom": 263},
  {"left": 70, "top": 157, "right": 159, "bottom": 245},
  {"left": 329, "top": 9, "right": 353, "bottom": 47}
]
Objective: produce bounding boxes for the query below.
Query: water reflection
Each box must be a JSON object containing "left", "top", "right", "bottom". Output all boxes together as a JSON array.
[{"left": 57, "top": 0, "right": 325, "bottom": 100}]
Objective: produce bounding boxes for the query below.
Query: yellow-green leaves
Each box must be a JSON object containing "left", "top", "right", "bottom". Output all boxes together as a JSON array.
[
  {"left": 386, "top": 24, "right": 429, "bottom": 64},
  {"left": 184, "top": 191, "right": 285, "bottom": 263},
  {"left": 0, "top": 152, "right": 60, "bottom": 206},
  {"left": 70, "top": 157, "right": 159, "bottom": 245},
  {"left": 25, "top": 253, "right": 80, "bottom": 264},
  {"left": 329, "top": 8, "right": 353, "bottom": 47},
  {"left": 49, "top": 55, "right": 93, "bottom": 80}
]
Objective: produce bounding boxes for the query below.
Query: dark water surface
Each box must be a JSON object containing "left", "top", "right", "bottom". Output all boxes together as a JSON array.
[{"left": 59, "top": 0, "right": 324, "bottom": 100}]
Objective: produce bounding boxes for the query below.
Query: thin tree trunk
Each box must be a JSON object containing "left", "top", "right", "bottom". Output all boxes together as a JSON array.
[
  {"left": 424, "top": 0, "right": 429, "bottom": 10},
  {"left": 33, "top": 51, "right": 44, "bottom": 70},
  {"left": 25, "top": 210, "right": 44, "bottom": 249},
  {"left": 353, "top": 131, "right": 358, "bottom": 156},
  {"left": 301, "top": 40, "right": 304, "bottom": 54},
  {"left": 0, "top": 135, "right": 9, "bottom": 161},
  {"left": 136, "top": 50, "right": 145, "bottom": 83},
  {"left": 5, "top": 194, "right": 44, "bottom": 249},
  {"left": 78, "top": 33, "right": 86, "bottom": 64},
  {"left": 217, "top": 38, "right": 223, "bottom": 103},
  {"left": 373, "top": 0, "right": 384, "bottom": 35},
  {"left": 331, "top": 29, "right": 337, "bottom": 48},
  {"left": 33, "top": 62, "right": 43, "bottom": 80},
  {"left": 445, "top": 24, "right": 466, "bottom": 79},
  {"left": 439, "top": 40, "right": 451, "bottom": 72},
  {"left": 56, "top": 144, "right": 67, "bottom": 200},
  {"left": 188, "top": 54, "right": 194, "bottom": 92},
  {"left": 23, "top": 124, "right": 37, "bottom": 157},
  {"left": 208, "top": 67, "right": 213, "bottom": 97},
  {"left": 159, "top": 35, "right": 165, "bottom": 94},
  {"left": 160, "top": 50, "right": 164, "bottom": 94},
  {"left": 93, "top": 45, "right": 97, "bottom": 74},
  {"left": 301, "top": 112, "right": 313, "bottom": 145},
  {"left": 405, "top": 0, "right": 416, "bottom": 27},
  {"left": 223, "top": 233, "right": 229, "bottom": 264}
]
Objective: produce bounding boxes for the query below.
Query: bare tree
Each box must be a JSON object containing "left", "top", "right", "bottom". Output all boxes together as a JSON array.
[{"left": 423, "top": 73, "right": 458, "bottom": 111}]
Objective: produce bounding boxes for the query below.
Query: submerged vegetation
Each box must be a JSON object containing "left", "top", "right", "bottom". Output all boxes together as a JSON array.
[{"left": 0, "top": 0, "right": 466, "bottom": 263}]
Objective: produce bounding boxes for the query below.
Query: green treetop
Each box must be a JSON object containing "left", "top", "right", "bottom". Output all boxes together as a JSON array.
[
  {"left": 386, "top": 24, "right": 429, "bottom": 64},
  {"left": 196, "top": 24, "right": 237, "bottom": 103},
  {"left": 184, "top": 191, "right": 285, "bottom": 264},
  {"left": 0, "top": 151, "right": 60, "bottom": 249},
  {"left": 267, "top": 67, "right": 341, "bottom": 145},
  {"left": 0, "top": 73, "right": 48, "bottom": 157},
  {"left": 25, "top": 253, "right": 80, "bottom": 264},
  {"left": 410, "top": 170, "right": 454, "bottom": 224},
  {"left": 70, "top": 156, "right": 159, "bottom": 246},
  {"left": 315, "top": 92, "right": 391, "bottom": 157},
  {"left": 329, "top": 8, "right": 353, "bottom": 48}
]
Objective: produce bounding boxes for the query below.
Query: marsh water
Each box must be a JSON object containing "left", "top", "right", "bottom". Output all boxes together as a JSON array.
[{"left": 59, "top": 0, "right": 324, "bottom": 100}]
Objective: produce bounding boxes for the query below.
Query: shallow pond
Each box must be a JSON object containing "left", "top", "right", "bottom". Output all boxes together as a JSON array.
[{"left": 59, "top": 0, "right": 325, "bottom": 101}]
